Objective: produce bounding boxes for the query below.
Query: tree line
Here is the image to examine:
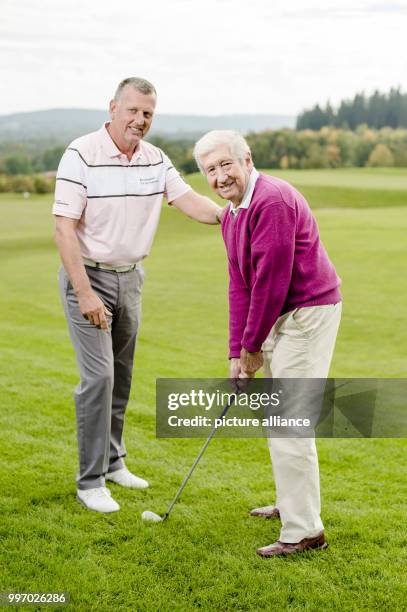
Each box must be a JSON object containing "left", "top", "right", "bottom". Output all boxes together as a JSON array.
[
  {"left": 0, "top": 144, "right": 65, "bottom": 193},
  {"left": 1, "top": 124, "right": 407, "bottom": 194},
  {"left": 245, "top": 125, "right": 407, "bottom": 169},
  {"left": 297, "top": 88, "right": 407, "bottom": 131}
]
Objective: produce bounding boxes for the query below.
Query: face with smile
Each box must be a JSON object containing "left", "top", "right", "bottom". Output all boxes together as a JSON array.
[
  {"left": 200, "top": 145, "right": 253, "bottom": 207},
  {"left": 108, "top": 85, "right": 156, "bottom": 156}
]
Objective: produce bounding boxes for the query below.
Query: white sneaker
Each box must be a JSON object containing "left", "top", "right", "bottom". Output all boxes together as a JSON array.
[
  {"left": 77, "top": 486, "right": 120, "bottom": 513},
  {"left": 106, "top": 467, "right": 149, "bottom": 489}
]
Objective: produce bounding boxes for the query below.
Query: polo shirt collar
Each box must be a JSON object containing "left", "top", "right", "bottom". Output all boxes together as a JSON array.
[
  {"left": 100, "top": 122, "right": 143, "bottom": 161},
  {"left": 230, "top": 168, "right": 259, "bottom": 215}
]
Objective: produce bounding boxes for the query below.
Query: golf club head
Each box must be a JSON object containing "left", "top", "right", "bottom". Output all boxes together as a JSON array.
[
  {"left": 141, "top": 398, "right": 236, "bottom": 524},
  {"left": 141, "top": 510, "right": 165, "bottom": 522}
]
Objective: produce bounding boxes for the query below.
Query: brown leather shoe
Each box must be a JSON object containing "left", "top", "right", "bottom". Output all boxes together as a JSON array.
[
  {"left": 249, "top": 505, "right": 280, "bottom": 519},
  {"left": 256, "top": 532, "right": 328, "bottom": 557}
]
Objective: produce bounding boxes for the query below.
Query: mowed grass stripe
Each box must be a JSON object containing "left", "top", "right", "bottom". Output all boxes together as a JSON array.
[
  {"left": 263, "top": 167, "right": 407, "bottom": 191},
  {"left": 187, "top": 170, "right": 407, "bottom": 209}
]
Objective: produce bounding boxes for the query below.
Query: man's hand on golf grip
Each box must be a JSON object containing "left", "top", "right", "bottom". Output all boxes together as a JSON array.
[
  {"left": 240, "top": 348, "right": 263, "bottom": 376},
  {"left": 78, "top": 289, "right": 112, "bottom": 330},
  {"left": 229, "top": 359, "right": 250, "bottom": 394},
  {"left": 230, "top": 358, "right": 244, "bottom": 378},
  {"left": 229, "top": 357, "right": 254, "bottom": 379}
]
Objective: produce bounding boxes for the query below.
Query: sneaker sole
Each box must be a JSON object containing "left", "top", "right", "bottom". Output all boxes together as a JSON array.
[
  {"left": 76, "top": 494, "right": 120, "bottom": 513},
  {"left": 105, "top": 476, "right": 149, "bottom": 489}
]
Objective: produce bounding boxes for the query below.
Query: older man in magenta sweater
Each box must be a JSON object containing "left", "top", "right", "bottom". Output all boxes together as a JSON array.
[{"left": 193, "top": 130, "right": 342, "bottom": 558}]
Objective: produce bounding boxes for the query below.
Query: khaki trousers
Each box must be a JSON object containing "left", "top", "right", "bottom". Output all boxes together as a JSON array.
[{"left": 262, "top": 302, "right": 342, "bottom": 543}]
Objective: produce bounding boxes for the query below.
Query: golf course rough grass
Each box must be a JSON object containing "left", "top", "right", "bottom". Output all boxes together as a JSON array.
[{"left": 0, "top": 168, "right": 406, "bottom": 611}]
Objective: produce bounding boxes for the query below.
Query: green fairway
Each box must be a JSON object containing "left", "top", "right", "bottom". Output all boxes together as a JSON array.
[
  {"left": 188, "top": 168, "right": 407, "bottom": 209},
  {"left": 0, "top": 169, "right": 406, "bottom": 611},
  {"left": 264, "top": 167, "right": 407, "bottom": 191}
]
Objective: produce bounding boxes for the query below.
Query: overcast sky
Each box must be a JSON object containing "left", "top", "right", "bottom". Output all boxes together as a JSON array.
[{"left": 1, "top": 0, "right": 407, "bottom": 117}]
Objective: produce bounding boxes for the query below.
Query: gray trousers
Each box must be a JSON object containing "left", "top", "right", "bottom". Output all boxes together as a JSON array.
[{"left": 59, "top": 265, "right": 143, "bottom": 489}]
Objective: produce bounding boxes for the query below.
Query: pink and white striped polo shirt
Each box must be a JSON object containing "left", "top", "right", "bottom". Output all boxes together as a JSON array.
[{"left": 53, "top": 123, "right": 191, "bottom": 265}]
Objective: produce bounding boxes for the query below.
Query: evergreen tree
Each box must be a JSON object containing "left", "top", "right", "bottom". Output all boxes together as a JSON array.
[{"left": 297, "top": 88, "right": 407, "bottom": 129}]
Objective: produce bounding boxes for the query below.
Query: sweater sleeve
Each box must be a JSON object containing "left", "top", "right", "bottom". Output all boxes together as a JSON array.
[
  {"left": 228, "top": 258, "right": 251, "bottom": 358},
  {"left": 241, "top": 202, "right": 295, "bottom": 353}
]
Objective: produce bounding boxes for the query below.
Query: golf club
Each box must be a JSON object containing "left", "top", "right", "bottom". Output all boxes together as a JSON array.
[{"left": 142, "top": 392, "right": 237, "bottom": 522}]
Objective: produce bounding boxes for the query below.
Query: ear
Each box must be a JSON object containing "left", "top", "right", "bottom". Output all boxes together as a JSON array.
[
  {"left": 109, "top": 99, "right": 117, "bottom": 120},
  {"left": 244, "top": 151, "right": 253, "bottom": 170}
]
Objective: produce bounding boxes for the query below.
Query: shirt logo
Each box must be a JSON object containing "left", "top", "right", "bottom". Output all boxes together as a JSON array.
[{"left": 140, "top": 177, "right": 159, "bottom": 184}]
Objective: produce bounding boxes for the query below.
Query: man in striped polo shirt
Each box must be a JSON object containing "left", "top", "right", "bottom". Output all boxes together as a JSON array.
[{"left": 54, "top": 77, "right": 222, "bottom": 513}]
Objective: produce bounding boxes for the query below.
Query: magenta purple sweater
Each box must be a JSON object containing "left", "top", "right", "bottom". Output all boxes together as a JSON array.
[{"left": 221, "top": 173, "right": 341, "bottom": 358}]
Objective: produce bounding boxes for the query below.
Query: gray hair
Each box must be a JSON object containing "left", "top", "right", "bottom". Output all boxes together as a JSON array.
[
  {"left": 114, "top": 77, "right": 157, "bottom": 100},
  {"left": 193, "top": 130, "right": 251, "bottom": 173}
]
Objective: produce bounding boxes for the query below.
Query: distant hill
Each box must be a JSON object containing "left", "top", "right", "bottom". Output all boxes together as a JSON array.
[{"left": 0, "top": 108, "right": 296, "bottom": 143}]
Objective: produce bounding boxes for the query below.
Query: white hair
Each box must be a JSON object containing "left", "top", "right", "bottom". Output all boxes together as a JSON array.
[{"left": 193, "top": 130, "right": 251, "bottom": 173}]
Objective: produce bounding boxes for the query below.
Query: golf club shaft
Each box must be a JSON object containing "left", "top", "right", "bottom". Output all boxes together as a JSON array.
[{"left": 163, "top": 395, "right": 236, "bottom": 519}]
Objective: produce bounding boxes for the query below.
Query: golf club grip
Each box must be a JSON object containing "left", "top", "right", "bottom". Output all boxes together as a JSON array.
[{"left": 165, "top": 395, "right": 236, "bottom": 517}]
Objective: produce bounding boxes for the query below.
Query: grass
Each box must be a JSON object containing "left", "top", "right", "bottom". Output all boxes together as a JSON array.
[{"left": 0, "top": 168, "right": 406, "bottom": 611}]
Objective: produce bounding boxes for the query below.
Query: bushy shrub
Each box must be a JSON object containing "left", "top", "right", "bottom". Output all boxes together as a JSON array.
[
  {"left": 10, "top": 175, "right": 35, "bottom": 193},
  {"left": 0, "top": 175, "right": 11, "bottom": 192},
  {"left": 367, "top": 144, "right": 395, "bottom": 167},
  {"left": 33, "top": 174, "right": 55, "bottom": 193},
  {"left": 0, "top": 173, "right": 56, "bottom": 193}
]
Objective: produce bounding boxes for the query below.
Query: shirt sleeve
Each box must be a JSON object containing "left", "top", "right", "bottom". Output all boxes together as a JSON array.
[
  {"left": 162, "top": 152, "right": 192, "bottom": 204},
  {"left": 228, "top": 259, "right": 251, "bottom": 358},
  {"left": 52, "top": 148, "right": 87, "bottom": 219},
  {"left": 241, "top": 202, "right": 296, "bottom": 353}
]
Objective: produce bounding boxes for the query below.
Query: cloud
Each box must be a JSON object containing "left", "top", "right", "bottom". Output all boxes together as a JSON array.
[
  {"left": 1, "top": 0, "right": 407, "bottom": 115},
  {"left": 282, "top": 0, "right": 407, "bottom": 19},
  {"left": 367, "top": 3, "right": 407, "bottom": 13}
]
